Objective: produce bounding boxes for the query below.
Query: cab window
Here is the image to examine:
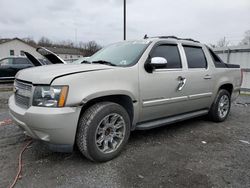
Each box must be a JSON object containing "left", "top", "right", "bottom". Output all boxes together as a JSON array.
[
  {"left": 183, "top": 46, "right": 207, "bottom": 68},
  {"left": 151, "top": 44, "right": 182, "bottom": 69}
]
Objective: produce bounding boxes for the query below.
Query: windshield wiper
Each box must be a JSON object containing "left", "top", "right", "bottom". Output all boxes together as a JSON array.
[
  {"left": 91, "top": 60, "right": 116, "bottom": 66},
  {"left": 81, "top": 60, "right": 91, "bottom": 64}
]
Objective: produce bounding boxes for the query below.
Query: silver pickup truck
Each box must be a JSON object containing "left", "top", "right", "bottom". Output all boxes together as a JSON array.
[{"left": 9, "top": 36, "right": 241, "bottom": 162}]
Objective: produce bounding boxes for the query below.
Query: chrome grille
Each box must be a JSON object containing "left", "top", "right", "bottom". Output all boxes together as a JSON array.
[{"left": 14, "top": 80, "right": 32, "bottom": 108}]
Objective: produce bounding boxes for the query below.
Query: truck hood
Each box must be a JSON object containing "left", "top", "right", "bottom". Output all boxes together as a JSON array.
[{"left": 15, "top": 64, "right": 113, "bottom": 84}]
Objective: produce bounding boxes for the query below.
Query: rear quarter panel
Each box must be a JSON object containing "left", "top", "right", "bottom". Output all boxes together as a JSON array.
[
  {"left": 212, "top": 68, "right": 241, "bottom": 101},
  {"left": 203, "top": 47, "right": 241, "bottom": 103}
]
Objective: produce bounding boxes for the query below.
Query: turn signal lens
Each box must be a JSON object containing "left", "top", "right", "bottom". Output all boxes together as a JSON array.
[{"left": 58, "top": 86, "right": 69, "bottom": 107}]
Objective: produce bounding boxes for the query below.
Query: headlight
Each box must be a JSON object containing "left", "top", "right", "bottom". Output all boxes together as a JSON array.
[{"left": 33, "top": 86, "right": 68, "bottom": 107}]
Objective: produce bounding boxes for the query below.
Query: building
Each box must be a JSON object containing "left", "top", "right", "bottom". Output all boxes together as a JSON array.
[
  {"left": 45, "top": 47, "right": 84, "bottom": 63},
  {"left": 0, "top": 38, "right": 43, "bottom": 59},
  {"left": 214, "top": 45, "right": 250, "bottom": 92},
  {"left": 0, "top": 38, "right": 85, "bottom": 63}
]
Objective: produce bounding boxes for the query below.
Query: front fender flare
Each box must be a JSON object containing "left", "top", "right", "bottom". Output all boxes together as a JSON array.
[{"left": 81, "top": 90, "right": 137, "bottom": 104}]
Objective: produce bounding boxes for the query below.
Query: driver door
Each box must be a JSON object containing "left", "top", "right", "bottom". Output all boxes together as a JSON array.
[{"left": 139, "top": 43, "right": 189, "bottom": 122}]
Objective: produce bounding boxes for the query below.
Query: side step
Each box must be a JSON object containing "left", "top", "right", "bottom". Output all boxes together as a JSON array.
[{"left": 135, "top": 109, "right": 209, "bottom": 130}]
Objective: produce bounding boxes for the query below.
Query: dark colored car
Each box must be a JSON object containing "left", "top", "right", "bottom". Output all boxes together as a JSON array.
[
  {"left": 0, "top": 57, "right": 36, "bottom": 82},
  {"left": 0, "top": 48, "right": 66, "bottom": 82}
]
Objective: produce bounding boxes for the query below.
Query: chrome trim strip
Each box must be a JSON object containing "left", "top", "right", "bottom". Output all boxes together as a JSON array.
[
  {"left": 143, "top": 96, "right": 188, "bottom": 107},
  {"left": 143, "top": 92, "right": 213, "bottom": 107},
  {"left": 0, "top": 77, "right": 14, "bottom": 79},
  {"left": 154, "top": 68, "right": 183, "bottom": 72},
  {"left": 189, "top": 92, "right": 213, "bottom": 100}
]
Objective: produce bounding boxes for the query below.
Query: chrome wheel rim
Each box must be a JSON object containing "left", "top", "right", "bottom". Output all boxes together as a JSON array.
[
  {"left": 95, "top": 113, "right": 126, "bottom": 154},
  {"left": 218, "top": 95, "right": 230, "bottom": 119}
]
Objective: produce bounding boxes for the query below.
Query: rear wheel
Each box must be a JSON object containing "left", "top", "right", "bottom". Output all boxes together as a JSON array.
[
  {"left": 76, "top": 102, "right": 130, "bottom": 162},
  {"left": 208, "top": 89, "right": 231, "bottom": 122}
]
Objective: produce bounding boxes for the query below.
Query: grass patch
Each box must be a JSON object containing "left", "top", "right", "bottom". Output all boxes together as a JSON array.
[{"left": 240, "top": 92, "right": 250, "bottom": 96}]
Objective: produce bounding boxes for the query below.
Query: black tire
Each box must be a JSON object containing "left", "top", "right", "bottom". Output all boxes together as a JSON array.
[
  {"left": 76, "top": 102, "right": 131, "bottom": 162},
  {"left": 208, "top": 89, "right": 231, "bottom": 122}
]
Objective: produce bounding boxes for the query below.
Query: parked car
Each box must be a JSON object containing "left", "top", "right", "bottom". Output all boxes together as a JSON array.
[
  {"left": 0, "top": 48, "right": 66, "bottom": 82},
  {"left": 9, "top": 36, "right": 241, "bottom": 162},
  {"left": 0, "top": 57, "right": 35, "bottom": 82}
]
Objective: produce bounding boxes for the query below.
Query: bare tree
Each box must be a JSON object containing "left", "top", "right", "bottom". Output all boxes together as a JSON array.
[
  {"left": 239, "top": 30, "right": 250, "bottom": 45},
  {"left": 38, "top": 37, "right": 53, "bottom": 47},
  {"left": 19, "top": 36, "right": 101, "bottom": 56},
  {"left": 22, "top": 37, "right": 37, "bottom": 46},
  {"left": 207, "top": 43, "right": 216, "bottom": 48},
  {"left": 80, "top": 41, "right": 102, "bottom": 56},
  {"left": 216, "top": 37, "right": 229, "bottom": 47},
  {"left": 55, "top": 40, "right": 75, "bottom": 48}
]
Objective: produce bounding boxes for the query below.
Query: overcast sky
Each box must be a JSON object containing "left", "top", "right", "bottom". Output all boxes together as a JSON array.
[{"left": 0, "top": 0, "right": 249, "bottom": 46}]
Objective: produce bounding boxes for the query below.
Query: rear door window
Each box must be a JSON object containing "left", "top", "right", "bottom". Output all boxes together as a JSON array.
[
  {"left": 0, "top": 58, "right": 14, "bottom": 65},
  {"left": 151, "top": 44, "right": 182, "bottom": 69},
  {"left": 183, "top": 46, "right": 207, "bottom": 68},
  {"left": 14, "top": 58, "right": 32, "bottom": 65}
]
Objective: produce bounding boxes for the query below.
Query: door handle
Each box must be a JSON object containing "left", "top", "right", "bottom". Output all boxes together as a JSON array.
[
  {"left": 204, "top": 74, "right": 212, "bottom": 80},
  {"left": 177, "top": 76, "right": 186, "bottom": 91}
]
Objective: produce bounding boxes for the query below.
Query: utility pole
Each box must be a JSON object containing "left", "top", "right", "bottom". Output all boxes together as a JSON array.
[
  {"left": 75, "top": 28, "right": 77, "bottom": 47},
  {"left": 124, "top": 0, "right": 126, "bottom": 40}
]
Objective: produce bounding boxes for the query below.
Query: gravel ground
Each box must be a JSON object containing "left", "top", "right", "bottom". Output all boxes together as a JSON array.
[{"left": 0, "top": 89, "right": 250, "bottom": 188}]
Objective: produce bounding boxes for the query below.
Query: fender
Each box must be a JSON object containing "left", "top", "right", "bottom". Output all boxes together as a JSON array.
[{"left": 81, "top": 90, "right": 137, "bottom": 104}]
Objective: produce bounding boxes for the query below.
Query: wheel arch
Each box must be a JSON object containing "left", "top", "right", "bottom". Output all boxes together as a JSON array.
[
  {"left": 79, "top": 94, "right": 135, "bottom": 125},
  {"left": 218, "top": 83, "right": 233, "bottom": 95}
]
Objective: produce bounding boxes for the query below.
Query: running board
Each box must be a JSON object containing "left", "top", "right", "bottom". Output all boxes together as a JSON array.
[{"left": 135, "top": 109, "right": 209, "bottom": 130}]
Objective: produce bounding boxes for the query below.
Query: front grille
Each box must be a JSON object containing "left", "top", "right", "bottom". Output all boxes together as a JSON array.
[
  {"left": 14, "top": 80, "right": 32, "bottom": 108},
  {"left": 15, "top": 94, "right": 30, "bottom": 108}
]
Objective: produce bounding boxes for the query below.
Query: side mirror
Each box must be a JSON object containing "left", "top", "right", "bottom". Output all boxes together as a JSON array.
[
  {"left": 144, "top": 57, "right": 168, "bottom": 73},
  {"left": 150, "top": 57, "right": 168, "bottom": 66}
]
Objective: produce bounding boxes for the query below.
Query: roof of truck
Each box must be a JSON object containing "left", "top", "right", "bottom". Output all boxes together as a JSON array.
[
  {"left": 140, "top": 35, "right": 203, "bottom": 46},
  {"left": 145, "top": 35, "right": 200, "bottom": 43}
]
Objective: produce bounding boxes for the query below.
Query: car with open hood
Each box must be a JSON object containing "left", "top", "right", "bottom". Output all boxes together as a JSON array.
[{"left": 0, "top": 47, "right": 66, "bottom": 82}]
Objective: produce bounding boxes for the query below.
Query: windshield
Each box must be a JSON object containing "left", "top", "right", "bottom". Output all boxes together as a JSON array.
[
  {"left": 72, "top": 57, "right": 89, "bottom": 64},
  {"left": 87, "top": 41, "right": 150, "bottom": 66}
]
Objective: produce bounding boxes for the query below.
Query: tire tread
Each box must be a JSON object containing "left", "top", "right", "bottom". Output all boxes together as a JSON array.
[
  {"left": 76, "top": 102, "right": 109, "bottom": 161},
  {"left": 208, "top": 89, "right": 231, "bottom": 122},
  {"left": 76, "top": 102, "right": 130, "bottom": 162}
]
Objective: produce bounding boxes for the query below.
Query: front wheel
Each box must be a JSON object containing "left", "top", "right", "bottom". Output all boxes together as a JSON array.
[
  {"left": 208, "top": 89, "right": 231, "bottom": 122},
  {"left": 76, "top": 102, "right": 131, "bottom": 162}
]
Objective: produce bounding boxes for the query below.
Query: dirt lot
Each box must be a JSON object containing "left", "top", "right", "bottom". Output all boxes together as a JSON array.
[{"left": 0, "top": 85, "right": 250, "bottom": 188}]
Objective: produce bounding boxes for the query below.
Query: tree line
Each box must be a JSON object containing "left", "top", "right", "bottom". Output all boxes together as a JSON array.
[
  {"left": 21, "top": 37, "right": 102, "bottom": 56},
  {"left": 29, "top": 29, "right": 250, "bottom": 49},
  {"left": 212, "top": 30, "right": 250, "bottom": 48},
  {"left": 1, "top": 30, "right": 249, "bottom": 52}
]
